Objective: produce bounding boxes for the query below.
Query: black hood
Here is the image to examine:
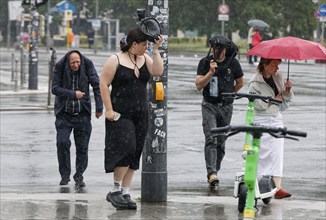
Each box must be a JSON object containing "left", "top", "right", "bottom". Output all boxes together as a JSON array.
[{"left": 206, "top": 35, "right": 238, "bottom": 69}]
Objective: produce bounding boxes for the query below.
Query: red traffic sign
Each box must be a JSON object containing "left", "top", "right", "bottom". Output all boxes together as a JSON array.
[{"left": 218, "top": 3, "right": 230, "bottom": 14}]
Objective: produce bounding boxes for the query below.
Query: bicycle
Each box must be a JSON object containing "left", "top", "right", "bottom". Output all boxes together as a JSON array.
[{"left": 211, "top": 125, "right": 307, "bottom": 219}]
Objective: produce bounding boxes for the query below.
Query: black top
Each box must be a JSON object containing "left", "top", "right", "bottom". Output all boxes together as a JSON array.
[
  {"left": 264, "top": 76, "right": 279, "bottom": 96},
  {"left": 197, "top": 55, "right": 244, "bottom": 104},
  {"left": 111, "top": 62, "right": 150, "bottom": 115}
]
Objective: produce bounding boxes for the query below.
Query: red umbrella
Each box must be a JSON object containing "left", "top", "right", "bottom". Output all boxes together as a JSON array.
[{"left": 247, "top": 36, "right": 326, "bottom": 79}]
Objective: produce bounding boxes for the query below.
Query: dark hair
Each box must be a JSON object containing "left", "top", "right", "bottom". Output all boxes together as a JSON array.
[
  {"left": 257, "top": 58, "right": 282, "bottom": 74},
  {"left": 120, "top": 28, "right": 147, "bottom": 52}
]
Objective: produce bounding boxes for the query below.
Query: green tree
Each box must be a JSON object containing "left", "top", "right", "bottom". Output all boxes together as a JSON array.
[
  {"left": 101, "top": 0, "right": 145, "bottom": 33},
  {"left": 0, "top": 0, "right": 323, "bottom": 44},
  {"left": 280, "top": 0, "right": 316, "bottom": 39},
  {"left": 169, "top": 0, "right": 318, "bottom": 41}
]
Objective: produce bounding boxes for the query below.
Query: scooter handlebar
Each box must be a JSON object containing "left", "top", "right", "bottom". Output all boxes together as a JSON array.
[
  {"left": 211, "top": 125, "right": 231, "bottom": 134},
  {"left": 211, "top": 125, "right": 307, "bottom": 139},
  {"left": 221, "top": 92, "right": 282, "bottom": 104},
  {"left": 286, "top": 129, "right": 307, "bottom": 137}
]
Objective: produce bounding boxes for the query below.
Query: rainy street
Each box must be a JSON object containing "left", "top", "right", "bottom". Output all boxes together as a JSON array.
[{"left": 0, "top": 48, "right": 325, "bottom": 219}]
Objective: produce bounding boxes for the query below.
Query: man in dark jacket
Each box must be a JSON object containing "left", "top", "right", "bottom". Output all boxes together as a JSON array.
[
  {"left": 86, "top": 28, "right": 95, "bottom": 49},
  {"left": 52, "top": 50, "right": 103, "bottom": 187}
]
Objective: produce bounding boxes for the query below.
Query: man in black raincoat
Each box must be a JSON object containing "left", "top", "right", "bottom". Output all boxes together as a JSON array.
[{"left": 52, "top": 50, "right": 103, "bottom": 187}]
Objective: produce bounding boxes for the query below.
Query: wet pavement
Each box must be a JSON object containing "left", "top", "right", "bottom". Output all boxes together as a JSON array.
[
  {"left": 0, "top": 47, "right": 325, "bottom": 219},
  {"left": 1, "top": 192, "right": 325, "bottom": 220}
]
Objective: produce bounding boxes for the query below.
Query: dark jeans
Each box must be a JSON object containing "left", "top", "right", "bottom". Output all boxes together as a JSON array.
[
  {"left": 248, "top": 44, "right": 258, "bottom": 63},
  {"left": 55, "top": 111, "right": 92, "bottom": 182},
  {"left": 201, "top": 100, "right": 233, "bottom": 178}
]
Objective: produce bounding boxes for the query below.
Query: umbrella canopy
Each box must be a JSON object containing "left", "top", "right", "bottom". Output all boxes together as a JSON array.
[
  {"left": 248, "top": 36, "right": 326, "bottom": 60},
  {"left": 248, "top": 19, "right": 269, "bottom": 31},
  {"left": 247, "top": 36, "right": 326, "bottom": 79}
]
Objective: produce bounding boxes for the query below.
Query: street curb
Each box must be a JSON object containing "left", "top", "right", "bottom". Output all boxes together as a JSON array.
[
  {"left": 0, "top": 88, "right": 48, "bottom": 95},
  {"left": 0, "top": 105, "right": 53, "bottom": 111}
]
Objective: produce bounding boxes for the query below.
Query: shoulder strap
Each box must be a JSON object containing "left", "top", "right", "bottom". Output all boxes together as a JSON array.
[{"left": 115, "top": 54, "right": 120, "bottom": 65}]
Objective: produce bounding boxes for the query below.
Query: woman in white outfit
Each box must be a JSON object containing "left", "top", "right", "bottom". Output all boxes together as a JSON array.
[{"left": 248, "top": 58, "right": 293, "bottom": 199}]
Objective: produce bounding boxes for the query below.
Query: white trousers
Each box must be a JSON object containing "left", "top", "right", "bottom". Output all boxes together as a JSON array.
[{"left": 254, "top": 113, "right": 284, "bottom": 177}]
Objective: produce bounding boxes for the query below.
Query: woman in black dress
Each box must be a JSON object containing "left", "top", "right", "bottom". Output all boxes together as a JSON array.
[{"left": 100, "top": 28, "right": 163, "bottom": 210}]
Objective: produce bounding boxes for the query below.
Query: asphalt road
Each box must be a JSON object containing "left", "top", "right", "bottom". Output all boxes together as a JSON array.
[{"left": 0, "top": 47, "right": 325, "bottom": 219}]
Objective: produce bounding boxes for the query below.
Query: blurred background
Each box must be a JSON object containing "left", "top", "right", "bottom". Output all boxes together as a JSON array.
[{"left": 0, "top": 0, "right": 325, "bottom": 54}]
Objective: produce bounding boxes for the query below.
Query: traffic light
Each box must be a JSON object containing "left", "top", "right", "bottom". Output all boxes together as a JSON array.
[{"left": 39, "top": 14, "right": 45, "bottom": 38}]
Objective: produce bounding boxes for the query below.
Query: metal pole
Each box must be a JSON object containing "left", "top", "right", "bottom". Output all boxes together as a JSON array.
[
  {"left": 94, "top": 0, "right": 98, "bottom": 54},
  {"left": 141, "top": 0, "right": 169, "bottom": 203},
  {"left": 14, "top": 57, "right": 19, "bottom": 91},
  {"left": 221, "top": 0, "right": 225, "bottom": 36},
  {"left": 48, "top": 47, "right": 56, "bottom": 106},
  {"left": 20, "top": 9, "right": 25, "bottom": 88},
  {"left": 11, "top": 53, "right": 15, "bottom": 81},
  {"left": 23, "top": 54, "right": 27, "bottom": 84},
  {"left": 322, "top": 22, "right": 325, "bottom": 44},
  {"left": 316, "top": 2, "right": 321, "bottom": 42},
  {"left": 28, "top": 0, "right": 39, "bottom": 90},
  {"left": 7, "top": 19, "right": 11, "bottom": 49},
  {"left": 66, "top": 21, "right": 70, "bottom": 49},
  {"left": 46, "top": 0, "right": 51, "bottom": 49}
]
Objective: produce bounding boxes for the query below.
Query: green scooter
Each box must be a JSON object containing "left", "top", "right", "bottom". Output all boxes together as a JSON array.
[
  {"left": 217, "top": 92, "right": 306, "bottom": 219},
  {"left": 221, "top": 92, "right": 282, "bottom": 212},
  {"left": 211, "top": 124, "right": 306, "bottom": 219}
]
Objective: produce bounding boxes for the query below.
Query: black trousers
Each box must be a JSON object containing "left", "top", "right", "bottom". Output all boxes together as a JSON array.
[
  {"left": 248, "top": 43, "right": 258, "bottom": 63},
  {"left": 55, "top": 111, "right": 92, "bottom": 182},
  {"left": 201, "top": 100, "right": 233, "bottom": 177}
]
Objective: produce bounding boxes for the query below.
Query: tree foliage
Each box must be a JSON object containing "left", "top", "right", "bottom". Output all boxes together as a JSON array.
[
  {"left": 169, "top": 0, "right": 319, "bottom": 40},
  {"left": 0, "top": 0, "right": 324, "bottom": 43}
]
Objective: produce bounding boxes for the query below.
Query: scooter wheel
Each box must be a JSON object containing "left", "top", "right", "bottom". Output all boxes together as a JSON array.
[
  {"left": 262, "top": 197, "right": 272, "bottom": 204},
  {"left": 259, "top": 176, "right": 274, "bottom": 204},
  {"left": 238, "top": 183, "right": 247, "bottom": 213}
]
